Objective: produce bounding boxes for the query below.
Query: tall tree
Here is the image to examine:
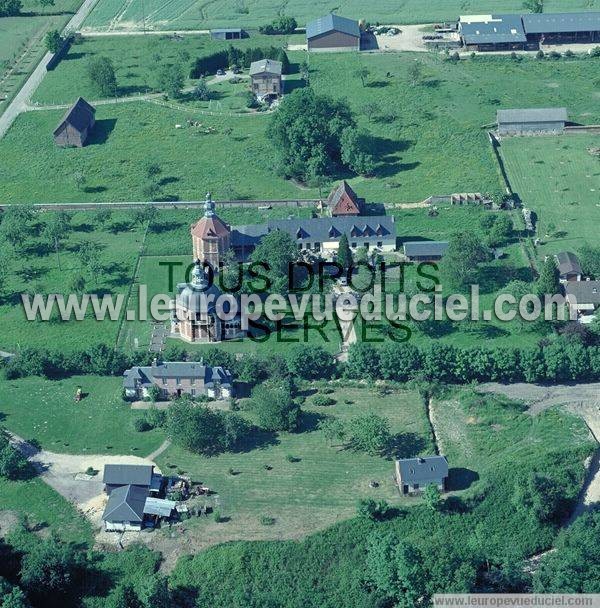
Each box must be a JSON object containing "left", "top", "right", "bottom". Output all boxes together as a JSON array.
[
  {"left": 443, "top": 231, "right": 490, "bottom": 288},
  {"left": 250, "top": 229, "right": 298, "bottom": 295},
  {"left": 536, "top": 256, "right": 560, "bottom": 296},
  {"left": 44, "top": 30, "right": 63, "bottom": 54},
  {"left": 156, "top": 63, "right": 185, "bottom": 98},
  {"left": 250, "top": 382, "right": 299, "bottom": 432},
  {"left": 42, "top": 212, "right": 71, "bottom": 271},
  {"left": 337, "top": 234, "right": 352, "bottom": 269},
  {"left": 87, "top": 56, "right": 117, "bottom": 97}
]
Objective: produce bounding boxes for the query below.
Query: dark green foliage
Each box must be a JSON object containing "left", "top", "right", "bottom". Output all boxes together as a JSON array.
[
  {"left": 166, "top": 397, "right": 250, "bottom": 455},
  {"left": 512, "top": 472, "right": 566, "bottom": 524},
  {"left": 86, "top": 56, "right": 117, "bottom": 97},
  {"left": 536, "top": 256, "right": 560, "bottom": 296},
  {"left": 259, "top": 16, "right": 297, "bottom": 35},
  {"left": 534, "top": 511, "right": 600, "bottom": 593},
  {"left": 0, "top": 430, "right": 29, "bottom": 480},
  {"left": 0, "top": 0, "right": 21, "bottom": 16},
  {"left": 579, "top": 244, "right": 600, "bottom": 279},
  {"left": 336, "top": 234, "right": 352, "bottom": 270},
  {"left": 133, "top": 418, "right": 152, "bottom": 432},
  {"left": 312, "top": 395, "right": 336, "bottom": 407},
  {"left": 267, "top": 88, "right": 355, "bottom": 181},
  {"left": 156, "top": 63, "right": 184, "bottom": 99},
  {"left": 44, "top": 30, "right": 63, "bottom": 54},
  {"left": 443, "top": 230, "right": 491, "bottom": 288},
  {"left": 249, "top": 230, "right": 298, "bottom": 295},
  {"left": 190, "top": 46, "right": 288, "bottom": 78},
  {"left": 250, "top": 382, "right": 299, "bottom": 432},
  {"left": 357, "top": 498, "right": 391, "bottom": 521},
  {"left": 286, "top": 345, "right": 335, "bottom": 380}
]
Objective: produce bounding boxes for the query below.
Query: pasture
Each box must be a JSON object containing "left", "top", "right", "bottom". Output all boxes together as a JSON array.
[
  {"left": 0, "top": 375, "right": 165, "bottom": 454},
  {"left": 500, "top": 134, "right": 600, "bottom": 259},
  {"left": 153, "top": 385, "right": 434, "bottom": 547},
  {"left": 82, "top": 0, "right": 600, "bottom": 31}
]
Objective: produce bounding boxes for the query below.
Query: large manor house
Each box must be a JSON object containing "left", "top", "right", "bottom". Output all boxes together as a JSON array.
[{"left": 170, "top": 183, "right": 396, "bottom": 344}]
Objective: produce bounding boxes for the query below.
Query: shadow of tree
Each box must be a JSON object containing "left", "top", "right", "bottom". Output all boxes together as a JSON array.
[
  {"left": 384, "top": 432, "right": 428, "bottom": 459},
  {"left": 447, "top": 467, "right": 479, "bottom": 491}
]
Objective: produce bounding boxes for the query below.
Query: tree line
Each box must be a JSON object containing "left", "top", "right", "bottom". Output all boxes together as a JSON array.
[{"left": 190, "top": 45, "right": 291, "bottom": 78}]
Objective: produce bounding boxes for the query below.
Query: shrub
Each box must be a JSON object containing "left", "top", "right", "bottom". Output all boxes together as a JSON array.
[
  {"left": 134, "top": 418, "right": 152, "bottom": 433},
  {"left": 312, "top": 395, "right": 336, "bottom": 407},
  {"left": 536, "top": 50, "right": 545, "bottom": 59},
  {"left": 357, "top": 498, "right": 391, "bottom": 521},
  {"left": 589, "top": 46, "right": 600, "bottom": 57},
  {"left": 213, "top": 509, "right": 222, "bottom": 523},
  {"left": 259, "top": 515, "right": 276, "bottom": 526},
  {"left": 85, "top": 466, "right": 97, "bottom": 476}
]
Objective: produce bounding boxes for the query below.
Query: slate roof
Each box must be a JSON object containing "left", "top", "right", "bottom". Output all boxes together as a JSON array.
[
  {"left": 497, "top": 107, "right": 568, "bottom": 124},
  {"left": 403, "top": 241, "right": 449, "bottom": 258},
  {"left": 231, "top": 215, "right": 395, "bottom": 247},
  {"left": 565, "top": 281, "right": 600, "bottom": 305},
  {"left": 211, "top": 28, "right": 242, "bottom": 34},
  {"left": 123, "top": 362, "right": 233, "bottom": 390},
  {"left": 459, "top": 14, "right": 527, "bottom": 44},
  {"left": 306, "top": 14, "right": 360, "bottom": 39},
  {"left": 144, "top": 497, "right": 176, "bottom": 517},
  {"left": 102, "top": 484, "right": 148, "bottom": 523},
  {"left": 396, "top": 456, "right": 449, "bottom": 485},
  {"left": 522, "top": 12, "right": 600, "bottom": 34},
  {"left": 555, "top": 251, "right": 582, "bottom": 277},
  {"left": 103, "top": 464, "right": 153, "bottom": 487},
  {"left": 249, "top": 59, "right": 282, "bottom": 76},
  {"left": 53, "top": 97, "right": 95, "bottom": 136}
]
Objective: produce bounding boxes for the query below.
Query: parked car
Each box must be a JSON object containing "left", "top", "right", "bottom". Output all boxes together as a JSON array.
[{"left": 216, "top": 69, "right": 225, "bottom": 76}]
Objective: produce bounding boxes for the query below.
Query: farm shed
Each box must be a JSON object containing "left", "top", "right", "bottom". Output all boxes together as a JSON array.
[
  {"left": 396, "top": 456, "right": 449, "bottom": 495},
  {"left": 328, "top": 181, "right": 363, "bottom": 216},
  {"left": 53, "top": 97, "right": 96, "bottom": 147},
  {"left": 497, "top": 107, "right": 568, "bottom": 136},
  {"left": 102, "top": 484, "right": 148, "bottom": 531},
  {"left": 306, "top": 14, "right": 361, "bottom": 52},
  {"left": 458, "top": 14, "right": 528, "bottom": 51},
  {"left": 522, "top": 12, "right": 600, "bottom": 45},
  {"left": 555, "top": 251, "right": 582, "bottom": 282},
  {"left": 403, "top": 241, "right": 449, "bottom": 262},
  {"left": 249, "top": 59, "right": 283, "bottom": 99},
  {"left": 144, "top": 497, "right": 176, "bottom": 522},
  {"left": 210, "top": 28, "right": 245, "bottom": 40}
]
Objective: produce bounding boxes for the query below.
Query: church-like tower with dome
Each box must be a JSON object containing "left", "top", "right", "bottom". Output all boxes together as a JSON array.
[{"left": 190, "top": 192, "right": 231, "bottom": 269}]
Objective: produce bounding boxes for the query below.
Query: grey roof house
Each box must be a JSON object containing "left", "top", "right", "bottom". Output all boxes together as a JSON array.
[
  {"left": 249, "top": 59, "right": 283, "bottom": 99},
  {"left": 103, "top": 463, "right": 155, "bottom": 494},
  {"left": 123, "top": 360, "right": 234, "bottom": 400},
  {"left": 497, "top": 107, "right": 568, "bottom": 135},
  {"left": 458, "top": 14, "right": 527, "bottom": 50},
  {"left": 395, "top": 456, "right": 449, "bottom": 495},
  {"left": 306, "top": 14, "right": 361, "bottom": 52},
  {"left": 102, "top": 484, "right": 148, "bottom": 531},
  {"left": 403, "top": 241, "right": 449, "bottom": 262},
  {"left": 565, "top": 281, "right": 600, "bottom": 315},
  {"left": 53, "top": 97, "right": 96, "bottom": 147},
  {"left": 231, "top": 215, "right": 396, "bottom": 258},
  {"left": 555, "top": 251, "right": 582, "bottom": 282},
  {"left": 522, "top": 12, "right": 600, "bottom": 43}
]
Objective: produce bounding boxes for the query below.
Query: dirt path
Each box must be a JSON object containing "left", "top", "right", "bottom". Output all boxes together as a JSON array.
[
  {"left": 146, "top": 439, "right": 171, "bottom": 462},
  {"left": 478, "top": 383, "right": 600, "bottom": 521}
]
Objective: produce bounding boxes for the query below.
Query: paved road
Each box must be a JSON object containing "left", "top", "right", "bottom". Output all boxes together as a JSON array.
[
  {"left": 82, "top": 29, "right": 210, "bottom": 36},
  {"left": 0, "top": 0, "right": 100, "bottom": 139}
]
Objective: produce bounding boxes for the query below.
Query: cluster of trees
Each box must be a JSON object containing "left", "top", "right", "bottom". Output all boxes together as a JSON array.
[
  {"left": 250, "top": 380, "right": 300, "bottom": 432},
  {"left": 267, "top": 88, "right": 376, "bottom": 182},
  {"left": 580, "top": 244, "right": 600, "bottom": 279},
  {"left": 86, "top": 56, "right": 117, "bottom": 97},
  {"left": 346, "top": 338, "right": 600, "bottom": 384},
  {"left": 258, "top": 15, "right": 297, "bottom": 35},
  {"left": 166, "top": 396, "right": 250, "bottom": 455},
  {"left": 190, "top": 46, "right": 290, "bottom": 78},
  {"left": 0, "top": 0, "right": 53, "bottom": 16},
  {"left": 320, "top": 413, "right": 391, "bottom": 455},
  {"left": 0, "top": 430, "right": 29, "bottom": 481}
]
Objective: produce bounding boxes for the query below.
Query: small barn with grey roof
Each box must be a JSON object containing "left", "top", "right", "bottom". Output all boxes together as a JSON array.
[
  {"left": 497, "top": 107, "right": 568, "bottom": 136},
  {"left": 102, "top": 484, "right": 148, "bottom": 531},
  {"left": 403, "top": 241, "right": 449, "bottom": 262},
  {"left": 306, "top": 14, "right": 361, "bottom": 52},
  {"left": 53, "top": 97, "right": 96, "bottom": 147},
  {"left": 522, "top": 12, "right": 600, "bottom": 44},
  {"left": 103, "top": 463, "right": 155, "bottom": 495},
  {"left": 555, "top": 251, "right": 582, "bottom": 282},
  {"left": 395, "top": 456, "right": 449, "bottom": 495}
]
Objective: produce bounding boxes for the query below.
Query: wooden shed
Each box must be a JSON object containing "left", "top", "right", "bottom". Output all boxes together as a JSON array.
[{"left": 53, "top": 97, "right": 96, "bottom": 147}]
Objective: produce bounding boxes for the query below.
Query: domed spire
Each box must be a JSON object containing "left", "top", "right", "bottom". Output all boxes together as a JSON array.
[
  {"left": 204, "top": 191, "right": 215, "bottom": 218},
  {"left": 191, "top": 259, "right": 207, "bottom": 288}
]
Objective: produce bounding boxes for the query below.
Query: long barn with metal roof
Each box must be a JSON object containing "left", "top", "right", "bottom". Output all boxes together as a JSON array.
[
  {"left": 522, "top": 12, "right": 600, "bottom": 43},
  {"left": 497, "top": 107, "right": 568, "bottom": 135}
]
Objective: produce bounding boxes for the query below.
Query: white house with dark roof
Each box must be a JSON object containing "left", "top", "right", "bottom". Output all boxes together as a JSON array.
[{"left": 395, "top": 456, "right": 449, "bottom": 495}]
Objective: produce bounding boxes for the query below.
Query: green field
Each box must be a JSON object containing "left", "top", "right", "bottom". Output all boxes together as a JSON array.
[
  {"left": 501, "top": 134, "right": 600, "bottom": 260},
  {"left": 0, "top": 375, "right": 165, "bottom": 454},
  {"left": 5, "top": 50, "right": 600, "bottom": 205},
  {"left": 82, "top": 0, "right": 600, "bottom": 30},
  {"left": 153, "top": 385, "right": 434, "bottom": 546}
]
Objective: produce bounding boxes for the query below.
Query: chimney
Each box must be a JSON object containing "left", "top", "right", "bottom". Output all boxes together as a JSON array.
[{"left": 152, "top": 357, "right": 159, "bottom": 367}]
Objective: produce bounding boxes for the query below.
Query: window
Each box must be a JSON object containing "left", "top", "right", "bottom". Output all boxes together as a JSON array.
[
  {"left": 176, "top": 378, "right": 181, "bottom": 386},
  {"left": 351, "top": 242, "right": 357, "bottom": 248},
  {"left": 191, "top": 389, "right": 196, "bottom": 397},
  {"left": 377, "top": 241, "right": 382, "bottom": 247},
  {"left": 191, "top": 377, "right": 195, "bottom": 386},
  {"left": 162, "top": 378, "right": 167, "bottom": 386}
]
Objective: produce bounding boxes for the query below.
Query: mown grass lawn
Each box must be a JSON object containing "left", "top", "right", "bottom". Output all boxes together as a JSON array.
[
  {"left": 82, "top": 0, "right": 599, "bottom": 30},
  {"left": 500, "top": 134, "right": 600, "bottom": 259},
  {"left": 153, "top": 385, "right": 433, "bottom": 546},
  {"left": 0, "top": 375, "right": 165, "bottom": 454}
]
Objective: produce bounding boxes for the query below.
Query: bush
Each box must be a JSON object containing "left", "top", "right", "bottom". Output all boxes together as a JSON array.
[
  {"left": 213, "top": 509, "right": 222, "bottom": 523},
  {"left": 259, "top": 515, "right": 276, "bottom": 526},
  {"left": 357, "top": 498, "right": 391, "bottom": 521},
  {"left": 312, "top": 395, "right": 336, "bottom": 407},
  {"left": 536, "top": 50, "right": 545, "bottom": 59},
  {"left": 134, "top": 418, "right": 152, "bottom": 433}
]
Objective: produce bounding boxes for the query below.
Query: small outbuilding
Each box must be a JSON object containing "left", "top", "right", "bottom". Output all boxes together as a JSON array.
[
  {"left": 396, "top": 456, "right": 449, "bottom": 495},
  {"left": 249, "top": 58, "right": 283, "bottom": 99},
  {"left": 102, "top": 484, "right": 148, "bottom": 531},
  {"left": 403, "top": 241, "right": 449, "bottom": 262},
  {"left": 555, "top": 251, "right": 582, "bottom": 282},
  {"left": 210, "top": 28, "right": 245, "bottom": 40},
  {"left": 497, "top": 107, "right": 568, "bottom": 136},
  {"left": 328, "top": 181, "right": 363, "bottom": 216},
  {"left": 306, "top": 14, "right": 361, "bottom": 52},
  {"left": 103, "top": 464, "right": 154, "bottom": 495},
  {"left": 53, "top": 97, "right": 96, "bottom": 147}
]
